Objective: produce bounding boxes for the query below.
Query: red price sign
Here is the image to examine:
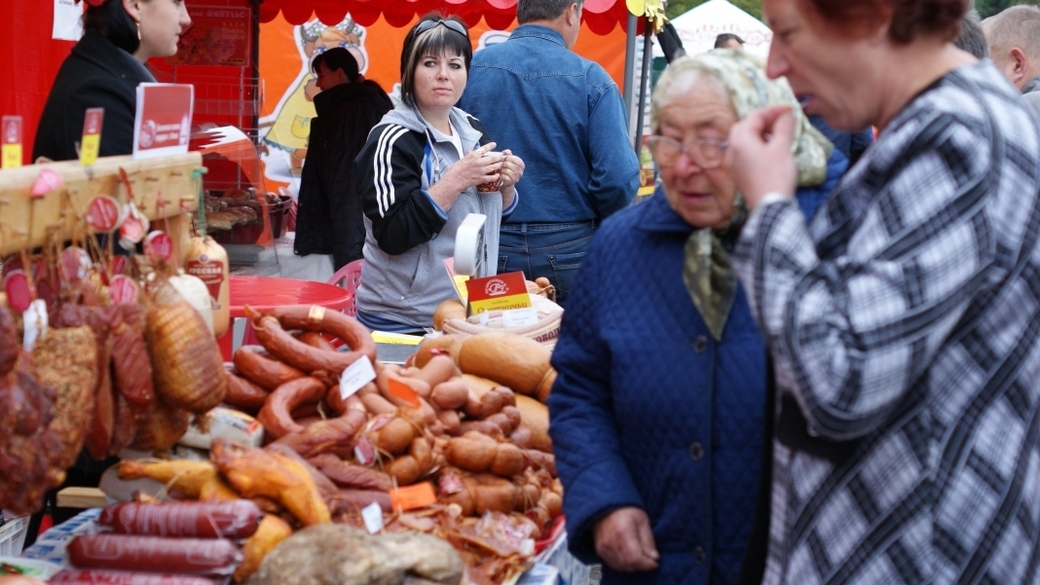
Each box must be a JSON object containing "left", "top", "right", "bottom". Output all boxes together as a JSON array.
[
  {"left": 3, "top": 270, "right": 33, "bottom": 313},
  {"left": 109, "top": 275, "right": 138, "bottom": 304},
  {"left": 144, "top": 230, "right": 174, "bottom": 261},
  {"left": 86, "top": 196, "right": 121, "bottom": 232}
]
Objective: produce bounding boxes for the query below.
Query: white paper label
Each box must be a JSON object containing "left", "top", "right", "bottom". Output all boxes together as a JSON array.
[
  {"left": 362, "top": 502, "right": 384, "bottom": 534},
  {"left": 340, "top": 358, "right": 376, "bottom": 400},
  {"left": 22, "top": 299, "right": 48, "bottom": 352},
  {"left": 52, "top": 0, "right": 84, "bottom": 41},
  {"left": 502, "top": 307, "right": 539, "bottom": 328}
]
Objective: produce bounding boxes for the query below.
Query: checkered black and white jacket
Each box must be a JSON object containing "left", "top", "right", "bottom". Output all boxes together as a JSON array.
[{"left": 734, "top": 61, "right": 1040, "bottom": 584}]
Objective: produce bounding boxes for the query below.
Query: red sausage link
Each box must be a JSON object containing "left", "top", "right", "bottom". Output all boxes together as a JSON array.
[
  {"left": 256, "top": 376, "right": 327, "bottom": 439},
  {"left": 250, "top": 305, "right": 377, "bottom": 375},
  {"left": 97, "top": 500, "right": 263, "bottom": 539},
  {"left": 50, "top": 569, "right": 219, "bottom": 585},
  {"left": 68, "top": 534, "right": 240, "bottom": 575}
]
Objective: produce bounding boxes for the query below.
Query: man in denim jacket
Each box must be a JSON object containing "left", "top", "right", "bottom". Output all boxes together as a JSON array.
[{"left": 459, "top": 0, "right": 639, "bottom": 304}]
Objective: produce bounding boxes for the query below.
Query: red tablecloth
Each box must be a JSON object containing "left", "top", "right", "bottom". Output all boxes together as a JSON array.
[{"left": 228, "top": 275, "right": 353, "bottom": 317}]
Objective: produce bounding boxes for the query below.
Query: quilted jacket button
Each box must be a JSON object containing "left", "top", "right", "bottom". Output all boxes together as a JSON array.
[
  {"left": 693, "top": 546, "right": 705, "bottom": 563},
  {"left": 688, "top": 442, "right": 704, "bottom": 461},
  {"left": 693, "top": 335, "right": 708, "bottom": 353}
]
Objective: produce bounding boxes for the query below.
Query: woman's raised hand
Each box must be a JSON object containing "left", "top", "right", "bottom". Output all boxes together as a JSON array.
[
  {"left": 727, "top": 105, "right": 799, "bottom": 211},
  {"left": 441, "top": 141, "right": 506, "bottom": 192},
  {"left": 498, "top": 149, "right": 525, "bottom": 190}
]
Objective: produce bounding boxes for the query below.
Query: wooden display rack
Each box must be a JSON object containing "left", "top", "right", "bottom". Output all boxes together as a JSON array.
[{"left": 0, "top": 152, "right": 203, "bottom": 259}]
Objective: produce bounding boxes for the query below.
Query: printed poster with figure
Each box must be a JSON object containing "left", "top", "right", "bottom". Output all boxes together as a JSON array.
[{"left": 170, "top": 5, "right": 252, "bottom": 66}]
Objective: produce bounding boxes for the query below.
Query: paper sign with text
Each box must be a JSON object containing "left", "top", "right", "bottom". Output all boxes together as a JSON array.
[
  {"left": 2, "top": 116, "right": 22, "bottom": 169},
  {"left": 390, "top": 482, "right": 438, "bottom": 511},
  {"left": 466, "top": 271, "right": 531, "bottom": 315},
  {"left": 339, "top": 357, "right": 376, "bottom": 400},
  {"left": 133, "top": 83, "right": 194, "bottom": 160},
  {"left": 80, "top": 108, "right": 103, "bottom": 166}
]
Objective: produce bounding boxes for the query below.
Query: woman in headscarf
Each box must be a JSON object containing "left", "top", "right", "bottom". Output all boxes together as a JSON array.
[{"left": 546, "top": 50, "right": 846, "bottom": 585}]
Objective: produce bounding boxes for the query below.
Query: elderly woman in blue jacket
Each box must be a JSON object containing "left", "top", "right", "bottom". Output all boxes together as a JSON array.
[{"left": 547, "top": 51, "right": 846, "bottom": 585}]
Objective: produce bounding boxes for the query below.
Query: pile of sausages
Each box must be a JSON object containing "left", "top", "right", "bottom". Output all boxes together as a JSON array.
[{"left": 219, "top": 305, "right": 562, "bottom": 536}]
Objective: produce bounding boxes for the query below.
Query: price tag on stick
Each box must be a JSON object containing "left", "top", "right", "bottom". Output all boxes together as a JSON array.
[
  {"left": 386, "top": 378, "right": 421, "bottom": 408},
  {"left": 2, "top": 116, "right": 23, "bottom": 169},
  {"left": 80, "top": 108, "right": 104, "bottom": 166}
]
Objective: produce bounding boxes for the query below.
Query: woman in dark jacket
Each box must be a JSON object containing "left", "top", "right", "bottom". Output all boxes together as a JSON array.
[
  {"left": 33, "top": 0, "right": 191, "bottom": 162},
  {"left": 294, "top": 47, "right": 393, "bottom": 270},
  {"left": 547, "top": 51, "right": 845, "bottom": 585}
]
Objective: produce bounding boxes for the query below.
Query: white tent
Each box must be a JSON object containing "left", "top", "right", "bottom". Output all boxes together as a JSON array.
[{"left": 656, "top": 0, "right": 773, "bottom": 58}]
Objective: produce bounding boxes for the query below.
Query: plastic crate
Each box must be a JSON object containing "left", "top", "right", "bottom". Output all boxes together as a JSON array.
[{"left": 0, "top": 513, "right": 29, "bottom": 556}]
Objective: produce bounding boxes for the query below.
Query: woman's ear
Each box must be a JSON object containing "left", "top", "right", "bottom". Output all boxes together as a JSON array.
[{"left": 122, "top": 0, "right": 141, "bottom": 21}]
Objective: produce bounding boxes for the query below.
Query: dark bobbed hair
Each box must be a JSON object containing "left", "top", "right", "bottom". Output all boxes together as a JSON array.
[
  {"left": 84, "top": 0, "right": 141, "bottom": 54},
  {"left": 714, "top": 33, "right": 745, "bottom": 48},
  {"left": 312, "top": 47, "right": 361, "bottom": 82},
  {"left": 399, "top": 12, "right": 472, "bottom": 107},
  {"left": 799, "top": 0, "right": 966, "bottom": 44}
]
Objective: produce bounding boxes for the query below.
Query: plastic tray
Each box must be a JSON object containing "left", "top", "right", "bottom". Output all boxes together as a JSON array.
[{"left": 0, "top": 513, "right": 29, "bottom": 557}]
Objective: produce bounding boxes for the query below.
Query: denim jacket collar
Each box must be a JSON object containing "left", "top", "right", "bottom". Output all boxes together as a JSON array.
[{"left": 509, "top": 24, "right": 567, "bottom": 48}]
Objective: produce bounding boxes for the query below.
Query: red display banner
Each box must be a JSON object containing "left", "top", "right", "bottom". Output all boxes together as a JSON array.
[{"left": 171, "top": 5, "right": 252, "bottom": 67}]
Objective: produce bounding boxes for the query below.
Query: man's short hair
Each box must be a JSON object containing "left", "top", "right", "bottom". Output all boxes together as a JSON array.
[
  {"left": 714, "top": 33, "right": 745, "bottom": 48},
  {"left": 311, "top": 47, "right": 360, "bottom": 82},
  {"left": 517, "top": 0, "right": 583, "bottom": 24},
  {"left": 984, "top": 4, "right": 1040, "bottom": 59},
  {"left": 955, "top": 10, "right": 988, "bottom": 59}
]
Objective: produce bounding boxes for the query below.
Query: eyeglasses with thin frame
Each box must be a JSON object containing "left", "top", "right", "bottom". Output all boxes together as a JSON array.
[
  {"left": 413, "top": 19, "right": 469, "bottom": 40},
  {"left": 645, "top": 135, "right": 728, "bottom": 169}
]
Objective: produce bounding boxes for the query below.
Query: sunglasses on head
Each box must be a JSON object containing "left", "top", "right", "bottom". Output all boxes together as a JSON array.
[{"left": 413, "top": 19, "right": 469, "bottom": 39}]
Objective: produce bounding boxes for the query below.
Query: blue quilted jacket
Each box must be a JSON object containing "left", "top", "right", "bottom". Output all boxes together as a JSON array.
[{"left": 548, "top": 152, "right": 845, "bottom": 585}]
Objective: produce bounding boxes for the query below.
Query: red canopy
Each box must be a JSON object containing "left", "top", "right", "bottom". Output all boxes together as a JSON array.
[{"left": 258, "top": 0, "right": 637, "bottom": 36}]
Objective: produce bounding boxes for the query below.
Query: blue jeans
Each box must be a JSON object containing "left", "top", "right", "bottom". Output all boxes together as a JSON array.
[{"left": 497, "top": 221, "right": 597, "bottom": 306}]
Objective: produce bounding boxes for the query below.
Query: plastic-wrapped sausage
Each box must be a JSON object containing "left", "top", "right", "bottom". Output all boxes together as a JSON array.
[
  {"left": 49, "top": 569, "right": 219, "bottom": 585},
  {"left": 68, "top": 535, "right": 240, "bottom": 575},
  {"left": 96, "top": 500, "right": 263, "bottom": 539}
]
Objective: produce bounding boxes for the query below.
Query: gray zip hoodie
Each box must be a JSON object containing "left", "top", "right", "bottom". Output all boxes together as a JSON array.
[{"left": 354, "top": 103, "right": 515, "bottom": 330}]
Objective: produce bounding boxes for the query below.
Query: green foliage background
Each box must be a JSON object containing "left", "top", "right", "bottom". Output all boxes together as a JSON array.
[{"left": 663, "top": 0, "right": 1040, "bottom": 24}]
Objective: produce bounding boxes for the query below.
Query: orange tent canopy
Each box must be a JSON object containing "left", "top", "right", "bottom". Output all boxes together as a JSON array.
[{"left": 259, "top": 0, "right": 640, "bottom": 35}]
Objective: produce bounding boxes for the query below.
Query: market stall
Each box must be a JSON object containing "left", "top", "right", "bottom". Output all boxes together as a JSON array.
[{"left": 0, "top": 151, "right": 577, "bottom": 584}]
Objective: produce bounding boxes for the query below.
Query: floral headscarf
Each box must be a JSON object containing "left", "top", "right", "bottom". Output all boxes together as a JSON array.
[{"left": 651, "top": 49, "right": 833, "bottom": 188}]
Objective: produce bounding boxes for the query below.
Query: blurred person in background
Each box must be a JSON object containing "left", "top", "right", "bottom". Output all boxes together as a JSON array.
[
  {"left": 726, "top": 0, "right": 1040, "bottom": 582},
  {"left": 294, "top": 47, "right": 392, "bottom": 271},
  {"left": 984, "top": 4, "right": 1040, "bottom": 117},
  {"left": 714, "top": 33, "right": 745, "bottom": 50}
]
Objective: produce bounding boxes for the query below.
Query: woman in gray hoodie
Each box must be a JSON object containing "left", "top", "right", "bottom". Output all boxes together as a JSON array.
[{"left": 355, "top": 13, "right": 525, "bottom": 333}]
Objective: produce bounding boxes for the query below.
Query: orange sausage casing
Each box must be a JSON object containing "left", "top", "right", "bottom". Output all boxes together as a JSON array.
[
  {"left": 256, "top": 376, "right": 327, "bottom": 439},
  {"left": 232, "top": 345, "right": 305, "bottom": 391},
  {"left": 295, "top": 330, "right": 337, "bottom": 352},
  {"left": 430, "top": 378, "right": 470, "bottom": 410},
  {"left": 251, "top": 305, "right": 376, "bottom": 375}
]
